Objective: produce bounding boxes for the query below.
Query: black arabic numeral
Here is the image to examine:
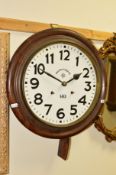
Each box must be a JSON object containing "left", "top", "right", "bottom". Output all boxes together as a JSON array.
[
  {"left": 34, "top": 63, "right": 45, "bottom": 74},
  {"left": 57, "top": 108, "right": 65, "bottom": 119},
  {"left": 76, "top": 56, "right": 79, "bottom": 66},
  {"left": 44, "top": 104, "right": 52, "bottom": 115},
  {"left": 78, "top": 95, "right": 87, "bottom": 105},
  {"left": 45, "top": 53, "right": 54, "bottom": 64},
  {"left": 34, "top": 93, "right": 43, "bottom": 105},
  {"left": 83, "top": 68, "right": 89, "bottom": 78},
  {"left": 70, "top": 105, "right": 77, "bottom": 115},
  {"left": 59, "top": 50, "right": 70, "bottom": 61},
  {"left": 30, "top": 78, "right": 39, "bottom": 89},
  {"left": 84, "top": 81, "right": 91, "bottom": 91}
]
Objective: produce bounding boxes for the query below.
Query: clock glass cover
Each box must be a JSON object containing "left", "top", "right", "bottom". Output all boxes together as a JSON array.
[
  {"left": 24, "top": 42, "right": 97, "bottom": 126},
  {"left": 7, "top": 28, "right": 106, "bottom": 138}
]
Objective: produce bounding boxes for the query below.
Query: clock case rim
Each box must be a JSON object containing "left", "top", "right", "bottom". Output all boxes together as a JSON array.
[{"left": 7, "top": 28, "right": 106, "bottom": 138}]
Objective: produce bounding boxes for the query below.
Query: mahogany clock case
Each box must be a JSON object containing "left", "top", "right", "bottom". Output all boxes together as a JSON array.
[{"left": 7, "top": 28, "right": 106, "bottom": 139}]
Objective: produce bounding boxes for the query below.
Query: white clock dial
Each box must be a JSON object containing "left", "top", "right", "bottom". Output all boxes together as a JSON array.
[{"left": 23, "top": 42, "right": 97, "bottom": 127}]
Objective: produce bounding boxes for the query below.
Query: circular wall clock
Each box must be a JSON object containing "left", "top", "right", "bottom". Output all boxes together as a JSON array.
[{"left": 7, "top": 28, "right": 106, "bottom": 139}]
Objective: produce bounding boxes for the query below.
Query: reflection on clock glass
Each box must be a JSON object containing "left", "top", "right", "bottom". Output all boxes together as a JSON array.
[{"left": 23, "top": 42, "right": 97, "bottom": 127}]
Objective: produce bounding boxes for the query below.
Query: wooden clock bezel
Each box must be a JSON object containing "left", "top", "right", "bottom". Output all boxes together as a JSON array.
[{"left": 7, "top": 28, "right": 106, "bottom": 139}]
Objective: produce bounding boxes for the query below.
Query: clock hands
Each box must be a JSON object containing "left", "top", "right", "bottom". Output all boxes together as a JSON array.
[
  {"left": 66, "top": 73, "right": 82, "bottom": 84},
  {"left": 42, "top": 69, "right": 63, "bottom": 84},
  {"left": 40, "top": 68, "right": 81, "bottom": 86}
]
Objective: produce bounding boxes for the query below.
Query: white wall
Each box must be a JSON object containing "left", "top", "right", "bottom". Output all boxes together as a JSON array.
[{"left": 0, "top": 0, "right": 116, "bottom": 175}]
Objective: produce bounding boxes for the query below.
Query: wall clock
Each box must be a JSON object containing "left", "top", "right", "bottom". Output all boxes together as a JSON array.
[{"left": 7, "top": 28, "right": 106, "bottom": 159}]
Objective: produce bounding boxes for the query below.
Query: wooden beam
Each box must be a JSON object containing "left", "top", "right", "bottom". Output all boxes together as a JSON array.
[{"left": 0, "top": 17, "right": 113, "bottom": 41}]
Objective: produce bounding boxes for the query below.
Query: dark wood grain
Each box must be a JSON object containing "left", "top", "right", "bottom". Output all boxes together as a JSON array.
[{"left": 58, "top": 137, "right": 71, "bottom": 160}]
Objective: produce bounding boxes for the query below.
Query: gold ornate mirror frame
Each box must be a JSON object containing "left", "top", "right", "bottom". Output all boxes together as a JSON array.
[
  {"left": 0, "top": 33, "right": 9, "bottom": 174},
  {"left": 95, "top": 33, "right": 116, "bottom": 142}
]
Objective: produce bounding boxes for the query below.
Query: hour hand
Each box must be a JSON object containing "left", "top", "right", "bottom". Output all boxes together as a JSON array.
[{"left": 66, "top": 73, "right": 82, "bottom": 84}]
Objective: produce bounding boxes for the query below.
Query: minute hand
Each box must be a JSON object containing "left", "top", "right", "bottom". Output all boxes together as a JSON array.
[{"left": 43, "top": 70, "right": 63, "bottom": 83}]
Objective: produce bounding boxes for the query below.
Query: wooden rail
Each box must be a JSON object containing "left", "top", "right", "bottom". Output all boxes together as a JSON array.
[{"left": 0, "top": 17, "right": 113, "bottom": 41}]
